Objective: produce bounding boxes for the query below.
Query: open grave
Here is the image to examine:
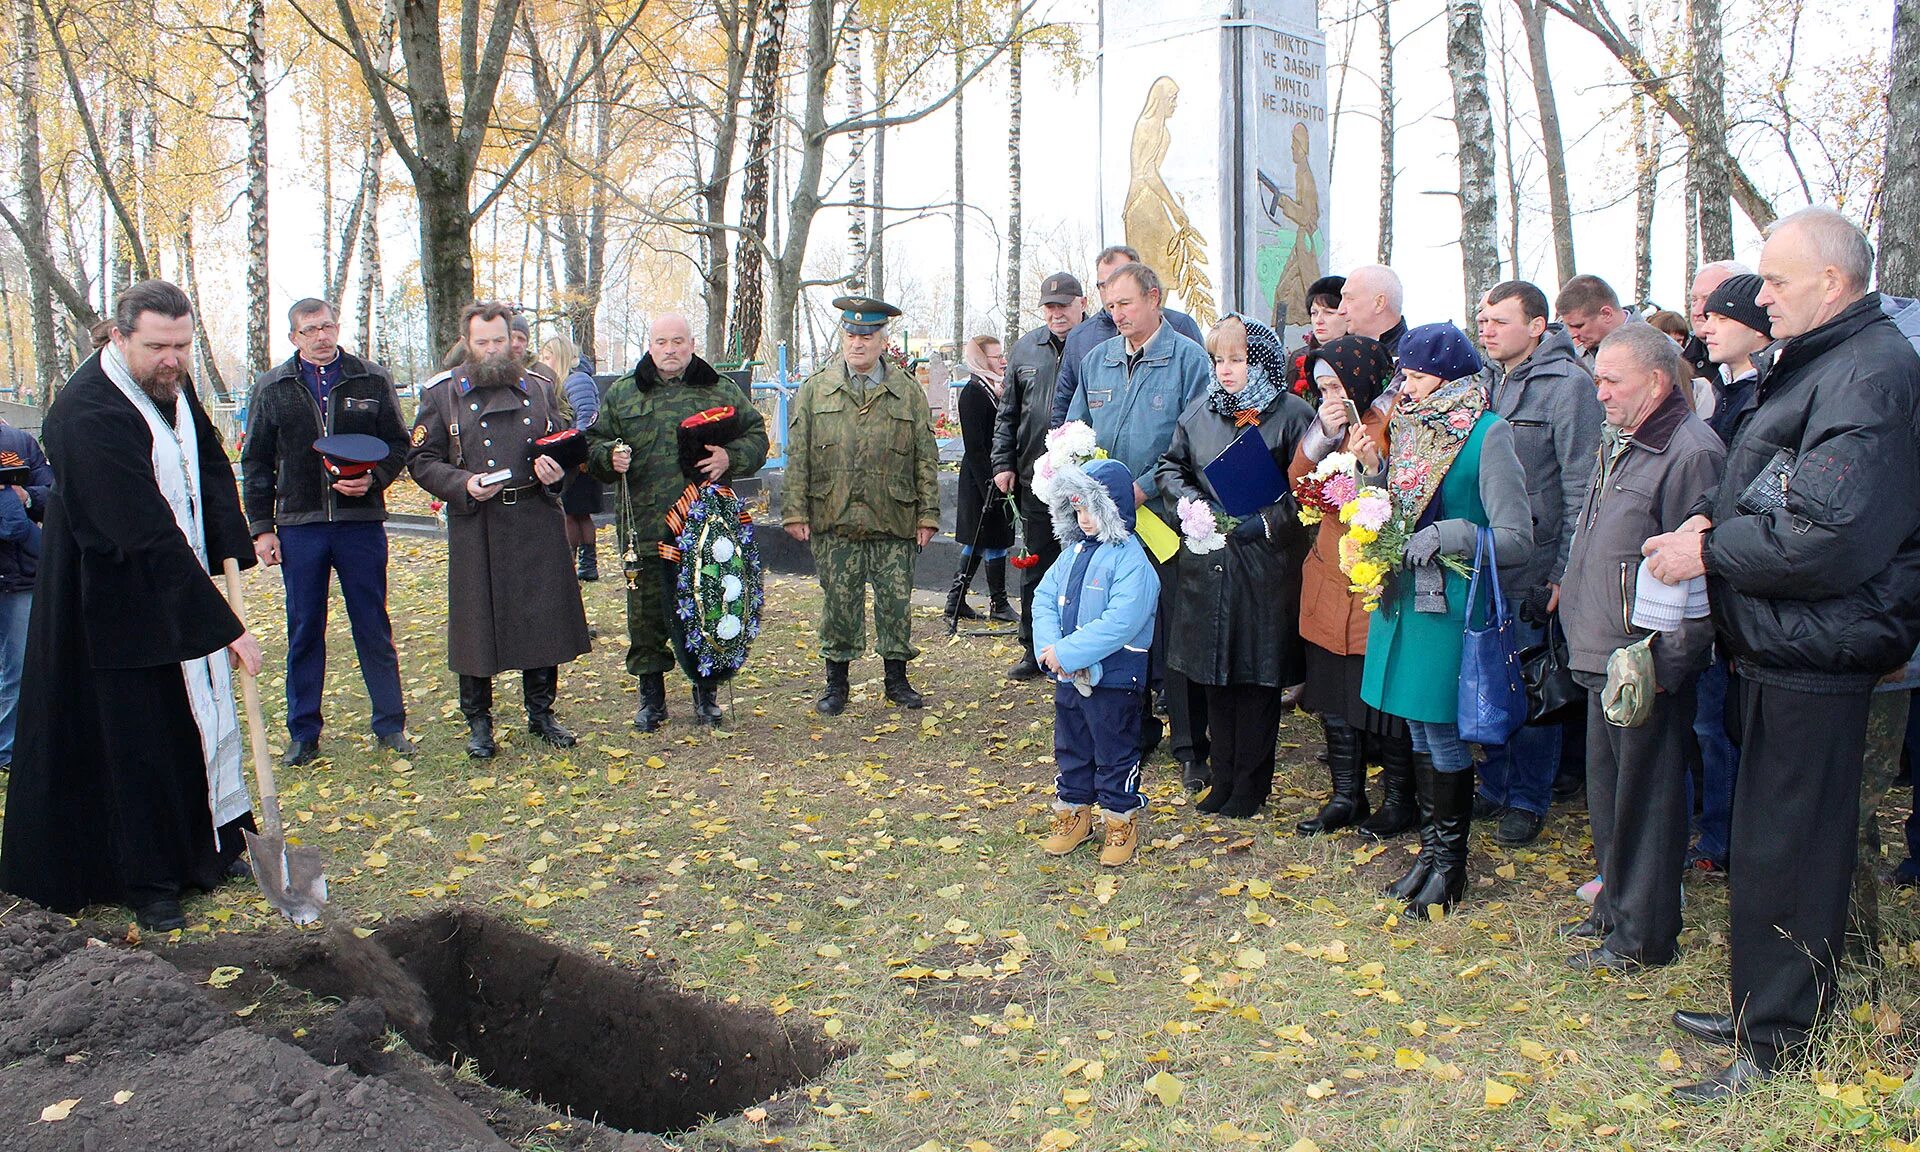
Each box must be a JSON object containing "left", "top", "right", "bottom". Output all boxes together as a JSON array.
[{"left": 0, "top": 901, "right": 841, "bottom": 1150}]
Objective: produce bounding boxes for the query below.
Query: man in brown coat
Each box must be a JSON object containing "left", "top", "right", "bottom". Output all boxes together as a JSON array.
[{"left": 407, "top": 302, "right": 591, "bottom": 757}]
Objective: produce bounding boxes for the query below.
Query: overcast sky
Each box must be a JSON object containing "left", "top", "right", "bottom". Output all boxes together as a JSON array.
[{"left": 259, "top": 0, "right": 1889, "bottom": 369}]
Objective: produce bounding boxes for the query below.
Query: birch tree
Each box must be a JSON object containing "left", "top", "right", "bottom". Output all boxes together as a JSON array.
[
  {"left": 1880, "top": 0, "right": 1920, "bottom": 295},
  {"left": 1377, "top": 0, "right": 1395, "bottom": 264},
  {"left": 1447, "top": 0, "right": 1501, "bottom": 322},
  {"left": 1687, "top": 0, "right": 1732, "bottom": 262}
]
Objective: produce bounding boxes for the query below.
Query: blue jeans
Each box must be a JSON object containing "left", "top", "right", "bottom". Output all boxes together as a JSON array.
[
  {"left": 1475, "top": 616, "right": 1562, "bottom": 814},
  {"left": 0, "top": 589, "right": 29, "bottom": 763},
  {"left": 1054, "top": 684, "right": 1145, "bottom": 814},
  {"left": 1408, "top": 719, "right": 1475, "bottom": 774},
  {"left": 1688, "top": 657, "right": 1739, "bottom": 865},
  {"left": 280, "top": 521, "right": 405, "bottom": 742}
]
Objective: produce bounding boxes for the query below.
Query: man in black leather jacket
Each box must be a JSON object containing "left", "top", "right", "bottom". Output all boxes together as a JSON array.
[
  {"left": 1644, "top": 208, "right": 1920, "bottom": 1100},
  {"left": 992, "top": 272, "right": 1084, "bottom": 679}
]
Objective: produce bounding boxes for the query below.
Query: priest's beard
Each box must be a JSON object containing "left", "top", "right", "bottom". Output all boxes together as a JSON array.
[
  {"left": 466, "top": 352, "right": 522, "bottom": 392},
  {"left": 136, "top": 368, "right": 183, "bottom": 404}
]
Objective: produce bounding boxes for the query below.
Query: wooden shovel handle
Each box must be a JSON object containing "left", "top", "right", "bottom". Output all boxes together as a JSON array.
[{"left": 220, "top": 557, "right": 279, "bottom": 817}]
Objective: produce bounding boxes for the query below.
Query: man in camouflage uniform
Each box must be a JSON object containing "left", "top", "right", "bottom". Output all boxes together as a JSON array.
[
  {"left": 586, "top": 313, "right": 767, "bottom": 731},
  {"left": 783, "top": 296, "right": 939, "bottom": 714}
]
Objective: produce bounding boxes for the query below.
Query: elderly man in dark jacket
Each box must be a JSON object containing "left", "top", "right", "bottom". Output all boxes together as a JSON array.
[
  {"left": 992, "top": 272, "right": 1085, "bottom": 679},
  {"left": 241, "top": 298, "right": 413, "bottom": 765},
  {"left": 1558, "top": 324, "right": 1723, "bottom": 975},
  {"left": 1644, "top": 208, "right": 1920, "bottom": 1099},
  {"left": 1473, "top": 280, "right": 1605, "bottom": 845}
]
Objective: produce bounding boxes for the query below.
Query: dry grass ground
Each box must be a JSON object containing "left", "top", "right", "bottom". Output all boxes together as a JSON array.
[{"left": 6, "top": 513, "right": 1920, "bottom": 1151}]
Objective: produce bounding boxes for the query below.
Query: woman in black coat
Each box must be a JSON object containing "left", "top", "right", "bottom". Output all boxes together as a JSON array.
[
  {"left": 1154, "top": 314, "right": 1314, "bottom": 817},
  {"left": 949, "top": 335, "right": 1016, "bottom": 624}
]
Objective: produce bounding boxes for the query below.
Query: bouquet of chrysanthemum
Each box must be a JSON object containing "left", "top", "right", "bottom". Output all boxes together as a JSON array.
[
  {"left": 1177, "top": 496, "right": 1237, "bottom": 555},
  {"left": 1337, "top": 485, "right": 1470, "bottom": 612},
  {"left": 1029, "top": 420, "right": 1106, "bottom": 504},
  {"left": 1292, "top": 451, "right": 1361, "bottom": 527}
]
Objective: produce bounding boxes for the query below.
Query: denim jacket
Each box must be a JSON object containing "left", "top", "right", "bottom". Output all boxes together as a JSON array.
[{"left": 1065, "top": 320, "right": 1212, "bottom": 519}]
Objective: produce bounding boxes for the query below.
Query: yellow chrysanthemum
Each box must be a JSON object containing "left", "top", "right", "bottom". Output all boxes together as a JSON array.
[
  {"left": 1338, "top": 499, "right": 1361, "bottom": 524},
  {"left": 1349, "top": 526, "right": 1378, "bottom": 546}
]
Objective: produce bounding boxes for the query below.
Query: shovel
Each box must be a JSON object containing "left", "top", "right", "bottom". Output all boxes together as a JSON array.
[{"left": 221, "top": 557, "right": 329, "bottom": 925}]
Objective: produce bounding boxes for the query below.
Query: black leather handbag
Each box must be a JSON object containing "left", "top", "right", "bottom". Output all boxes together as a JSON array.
[{"left": 1520, "top": 615, "right": 1581, "bottom": 725}]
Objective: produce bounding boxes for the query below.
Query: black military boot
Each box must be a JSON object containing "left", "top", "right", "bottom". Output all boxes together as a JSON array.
[
  {"left": 816, "top": 661, "right": 850, "bottom": 716},
  {"left": 985, "top": 558, "right": 1017, "bottom": 622},
  {"left": 1297, "top": 718, "right": 1370, "bottom": 835},
  {"left": 944, "top": 553, "right": 983, "bottom": 626},
  {"left": 522, "top": 667, "right": 577, "bottom": 747},
  {"left": 1358, "top": 732, "right": 1419, "bottom": 839},
  {"left": 883, "top": 658, "right": 924, "bottom": 708},
  {"left": 632, "top": 672, "right": 668, "bottom": 732},
  {"left": 691, "top": 678, "right": 725, "bottom": 727},
  {"left": 459, "top": 674, "right": 495, "bottom": 759},
  {"left": 577, "top": 542, "right": 600, "bottom": 582}
]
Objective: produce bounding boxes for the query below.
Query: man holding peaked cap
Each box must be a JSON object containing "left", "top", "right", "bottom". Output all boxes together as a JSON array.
[
  {"left": 586, "top": 312, "right": 767, "bottom": 732},
  {"left": 784, "top": 295, "right": 939, "bottom": 714},
  {"left": 241, "top": 297, "right": 413, "bottom": 766}
]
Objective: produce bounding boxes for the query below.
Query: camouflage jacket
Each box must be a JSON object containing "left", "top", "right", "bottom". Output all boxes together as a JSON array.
[
  {"left": 783, "top": 358, "right": 938, "bottom": 539},
  {"left": 584, "top": 354, "right": 768, "bottom": 545}
]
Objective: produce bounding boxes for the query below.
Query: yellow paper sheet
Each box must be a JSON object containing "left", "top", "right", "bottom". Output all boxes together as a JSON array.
[{"left": 1134, "top": 505, "right": 1179, "bottom": 563}]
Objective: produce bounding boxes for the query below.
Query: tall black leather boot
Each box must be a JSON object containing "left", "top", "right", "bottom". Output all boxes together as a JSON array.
[
  {"left": 577, "top": 542, "right": 600, "bottom": 582},
  {"left": 883, "top": 658, "right": 924, "bottom": 708},
  {"left": 1403, "top": 765, "right": 1475, "bottom": 915},
  {"left": 985, "top": 558, "right": 1017, "bottom": 622},
  {"left": 816, "top": 661, "right": 850, "bottom": 716},
  {"left": 1358, "top": 732, "right": 1419, "bottom": 839},
  {"left": 1384, "top": 753, "right": 1439, "bottom": 901},
  {"left": 944, "top": 552, "right": 983, "bottom": 625},
  {"left": 522, "top": 667, "right": 577, "bottom": 747},
  {"left": 459, "top": 674, "right": 495, "bottom": 759},
  {"left": 632, "top": 671, "right": 668, "bottom": 732},
  {"left": 1297, "top": 718, "right": 1370, "bottom": 834}
]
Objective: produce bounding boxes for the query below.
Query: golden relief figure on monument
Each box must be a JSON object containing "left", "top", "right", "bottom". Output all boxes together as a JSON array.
[{"left": 1122, "top": 76, "right": 1217, "bottom": 326}]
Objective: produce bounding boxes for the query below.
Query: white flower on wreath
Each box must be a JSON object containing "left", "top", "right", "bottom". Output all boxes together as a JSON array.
[
  {"left": 721, "top": 573, "right": 743, "bottom": 602},
  {"left": 712, "top": 537, "right": 736, "bottom": 563},
  {"left": 716, "top": 614, "right": 743, "bottom": 640}
]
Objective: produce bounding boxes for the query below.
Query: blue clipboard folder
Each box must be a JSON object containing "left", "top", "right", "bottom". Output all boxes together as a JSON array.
[{"left": 1202, "top": 426, "right": 1287, "bottom": 518}]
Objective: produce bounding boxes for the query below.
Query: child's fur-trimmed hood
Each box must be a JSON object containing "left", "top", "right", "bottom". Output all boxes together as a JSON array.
[{"left": 1048, "top": 457, "right": 1137, "bottom": 546}]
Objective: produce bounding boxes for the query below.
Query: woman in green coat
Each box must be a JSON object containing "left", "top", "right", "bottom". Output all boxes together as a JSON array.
[{"left": 1355, "top": 322, "right": 1531, "bottom": 916}]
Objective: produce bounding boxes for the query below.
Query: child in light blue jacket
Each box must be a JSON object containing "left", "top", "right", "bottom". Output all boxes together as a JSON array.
[{"left": 1032, "top": 457, "right": 1160, "bottom": 866}]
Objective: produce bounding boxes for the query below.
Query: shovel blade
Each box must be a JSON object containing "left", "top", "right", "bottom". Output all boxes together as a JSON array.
[{"left": 242, "top": 827, "right": 329, "bottom": 926}]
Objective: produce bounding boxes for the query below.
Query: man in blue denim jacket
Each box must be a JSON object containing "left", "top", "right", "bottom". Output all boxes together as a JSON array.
[
  {"left": 1033, "top": 458, "right": 1159, "bottom": 867},
  {"left": 1064, "top": 261, "right": 1215, "bottom": 788}
]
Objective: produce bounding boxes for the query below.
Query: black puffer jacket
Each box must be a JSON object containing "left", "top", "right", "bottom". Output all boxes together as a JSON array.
[
  {"left": 240, "top": 351, "right": 409, "bottom": 536},
  {"left": 1699, "top": 293, "right": 1920, "bottom": 692}
]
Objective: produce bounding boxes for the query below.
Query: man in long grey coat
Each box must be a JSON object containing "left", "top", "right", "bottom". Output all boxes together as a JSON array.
[
  {"left": 1473, "top": 279, "right": 1604, "bottom": 845},
  {"left": 408, "top": 302, "right": 591, "bottom": 758}
]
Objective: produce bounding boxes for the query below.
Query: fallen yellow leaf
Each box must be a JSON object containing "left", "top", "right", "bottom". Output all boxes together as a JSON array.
[
  {"left": 205, "top": 966, "right": 244, "bottom": 989},
  {"left": 1035, "top": 1128, "right": 1079, "bottom": 1151},
  {"left": 40, "top": 1099, "right": 79, "bottom": 1123},
  {"left": 1484, "top": 1078, "right": 1518, "bottom": 1108},
  {"left": 1144, "top": 1069, "right": 1185, "bottom": 1107}
]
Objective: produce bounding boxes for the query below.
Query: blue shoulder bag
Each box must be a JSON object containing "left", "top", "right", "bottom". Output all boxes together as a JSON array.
[{"left": 1456, "top": 526, "right": 1526, "bottom": 745}]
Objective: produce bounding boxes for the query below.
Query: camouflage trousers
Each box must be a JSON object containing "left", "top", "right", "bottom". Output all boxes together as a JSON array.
[
  {"left": 811, "top": 532, "right": 919, "bottom": 663},
  {"left": 622, "top": 554, "right": 692, "bottom": 678}
]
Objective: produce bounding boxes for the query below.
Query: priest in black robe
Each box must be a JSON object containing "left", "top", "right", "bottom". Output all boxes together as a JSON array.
[{"left": 0, "top": 280, "right": 262, "bottom": 931}]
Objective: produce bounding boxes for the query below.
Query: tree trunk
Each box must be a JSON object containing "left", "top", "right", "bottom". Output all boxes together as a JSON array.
[
  {"left": 1515, "top": 0, "right": 1575, "bottom": 284},
  {"left": 1629, "top": 6, "right": 1660, "bottom": 307},
  {"left": 1005, "top": 35, "right": 1023, "bottom": 350},
  {"left": 1447, "top": 0, "right": 1501, "bottom": 323},
  {"left": 178, "top": 214, "right": 229, "bottom": 402},
  {"left": 729, "top": 0, "right": 789, "bottom": 362},
  {"left": 953, "top": 33, "right": 966, "bottom": 348},
  {"left": 1377, "top": 0, "right": 1395, "bottom": 264},
  {"left": 765, "top": 0, "right": 834, "bottom": 357},
  {"left": 871, "top": 115, "right": 887, "bottom": 302},
  {"left": 244, "top": 0, "right": 269, "bottom": 372},
  {"left": 357, "top": 150, "right": 383, "bottom": 358},
  {"left": 1687, "top": 0, "right": 1732, "bottom": 262},
  {"left": 11, "top": 0, "right": 64, "bottom": 403},
  {"left": 845, "top": 14, "right": 868, "bottom": 293},
  {"left": 1879, "top": 0, "right": 1920, "bottom": 296},
  {"left": 418, "top": 183, "right": 477, "bottom": 363},
  {"left": 697, "top": 0, "right": 760, "bottom": 357}
]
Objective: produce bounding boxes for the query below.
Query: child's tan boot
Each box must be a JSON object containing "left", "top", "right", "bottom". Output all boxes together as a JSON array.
[
  {"left": 1043, "top": 804, "right": 1095, "bottom": 855},
  {"left": 1098, "top": 810, "right": 1140, "bottom": 867}
]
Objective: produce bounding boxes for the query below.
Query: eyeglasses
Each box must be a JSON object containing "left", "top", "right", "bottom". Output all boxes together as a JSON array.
[{"left": 297, "top": 322, "right": 340, "bottom": 337}]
